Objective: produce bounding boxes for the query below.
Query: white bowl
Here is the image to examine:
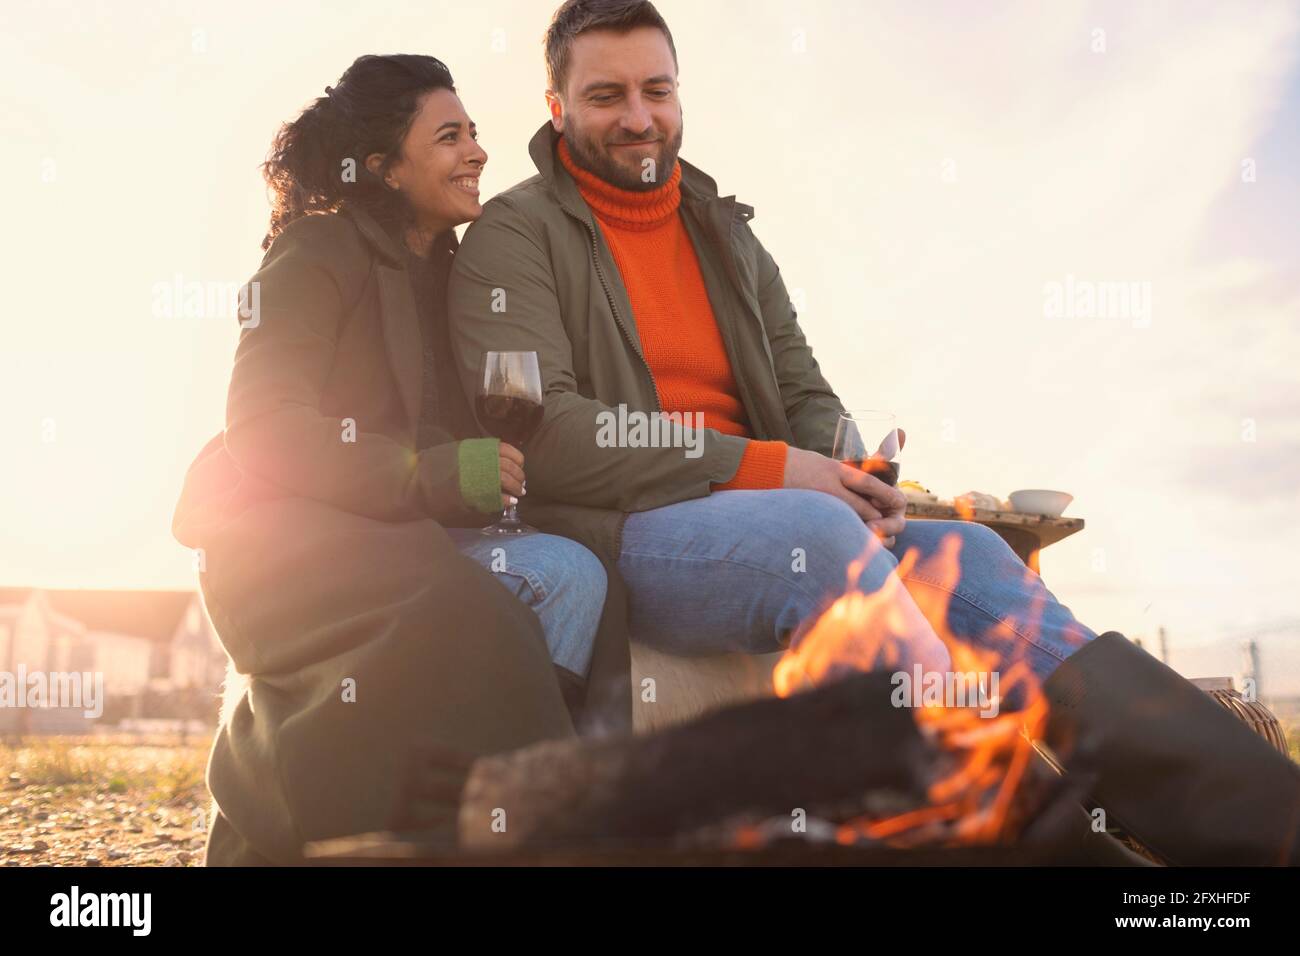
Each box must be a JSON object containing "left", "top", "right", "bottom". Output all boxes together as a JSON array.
[{"left": 1008, "top": 489, "right": 1073, "bottom": 518}]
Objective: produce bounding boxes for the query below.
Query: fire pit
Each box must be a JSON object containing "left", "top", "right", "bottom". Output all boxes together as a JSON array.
[
  {"left": 303, "top": 671, "right": 1148, "bottom": 867},
  {"left": 305, "top": 531, "right": 1284, "bottom": 868}
]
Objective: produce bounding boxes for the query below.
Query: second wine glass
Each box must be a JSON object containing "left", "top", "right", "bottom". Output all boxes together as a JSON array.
[{"left": 832, "top": 409, "right": 903, "bottom": 486}]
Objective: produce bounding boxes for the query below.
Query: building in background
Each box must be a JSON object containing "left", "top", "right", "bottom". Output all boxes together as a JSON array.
[{"left": 0, "top": 588, "right": 227, "bottom": 734}]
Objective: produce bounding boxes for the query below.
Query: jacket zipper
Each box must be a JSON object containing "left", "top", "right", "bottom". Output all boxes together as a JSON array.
[
  {"left": 697, "top": 204, "right": 773, "bottom": 441},
  {"left": 574, "top": 211, "right": 662, "bottom": 561}
]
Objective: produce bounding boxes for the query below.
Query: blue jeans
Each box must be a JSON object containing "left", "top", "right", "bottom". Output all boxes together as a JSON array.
[
  {"left": 446, "top": 529, "right": 607, "bottom": 678},
  {"left": 617, "top": 490, "right": 1096, "bottom": 697}
]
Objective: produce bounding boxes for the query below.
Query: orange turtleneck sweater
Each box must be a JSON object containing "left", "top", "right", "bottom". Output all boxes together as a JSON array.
[{"left": 557, "top": 137, "right": 788, "bottom": 490}]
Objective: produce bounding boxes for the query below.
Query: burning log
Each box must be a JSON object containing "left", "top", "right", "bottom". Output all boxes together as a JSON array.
[
  {"left": 452, "top": 668, "right": 1103, "bottom": 858},
  {"left": 461, "top": 671, "right": 941, "bottom": 851}
]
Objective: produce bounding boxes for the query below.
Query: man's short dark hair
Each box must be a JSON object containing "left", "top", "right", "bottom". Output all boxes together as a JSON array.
[{"left": 544, "top": 0, "right": 678, "bottom": 94}]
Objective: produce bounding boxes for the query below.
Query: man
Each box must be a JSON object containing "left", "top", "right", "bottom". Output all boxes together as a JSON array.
[{"left": 449, "top": 0, "right": 1299, "bottom": 864}]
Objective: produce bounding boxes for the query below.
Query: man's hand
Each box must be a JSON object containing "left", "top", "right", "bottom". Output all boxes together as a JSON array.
[
  {"left": 782, "top": 447, "right": 906, "bottom": 547},
  {"left": 499, "top": 442, "right": 526, "bottom": 510}
]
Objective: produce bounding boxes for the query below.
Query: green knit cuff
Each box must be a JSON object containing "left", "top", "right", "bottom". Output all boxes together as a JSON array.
[{"left": 457, "top": 438, "right": 501, "bottom": 514}]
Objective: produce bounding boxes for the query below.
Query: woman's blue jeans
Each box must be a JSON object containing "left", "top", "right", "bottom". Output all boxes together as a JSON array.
[{"left": 446, "top": 528, "right": 606, "bottom": 678}]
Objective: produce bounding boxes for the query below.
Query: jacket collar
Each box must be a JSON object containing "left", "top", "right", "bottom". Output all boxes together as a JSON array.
[
  {"left": 336, "top": 201, "right": 458, "bottom": 435},
  {"left": 526, "top": 120, "right": 753, "bottom": 223},
  {"left": 340, "top": 201, "right": 460, "bottom": 268},
  {"left": 340, "top": 202, "right": 407, "bottom": 266}
]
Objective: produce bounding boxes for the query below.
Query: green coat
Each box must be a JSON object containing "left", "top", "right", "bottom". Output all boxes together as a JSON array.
[
  {"left": 172, "top": 203, "right": 631, "bottom": 866},
  {"left": 447, "top": 121, "right": 846, "bottom": 560}
]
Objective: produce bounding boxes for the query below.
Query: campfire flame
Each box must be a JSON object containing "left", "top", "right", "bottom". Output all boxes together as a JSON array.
[{"left": 772, "top": 531, "right": 1051, "bottom": 847}]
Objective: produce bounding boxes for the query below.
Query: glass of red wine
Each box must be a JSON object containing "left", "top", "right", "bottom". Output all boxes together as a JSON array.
[
  {"left": 832, "top": 409, "right": 904, "bottom": 486},
  {"left": 476, "top": 350, "right": 545, "bottom": 536}
]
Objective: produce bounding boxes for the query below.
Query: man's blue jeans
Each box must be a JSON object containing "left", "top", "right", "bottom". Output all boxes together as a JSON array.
[{"left": 616, "top": 490, "right": 1097, "bottom": 695}]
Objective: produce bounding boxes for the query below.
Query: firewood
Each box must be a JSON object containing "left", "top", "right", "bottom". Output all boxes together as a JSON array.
[{"left": 458, "top": 671, "right": 935, "bottom": 850}]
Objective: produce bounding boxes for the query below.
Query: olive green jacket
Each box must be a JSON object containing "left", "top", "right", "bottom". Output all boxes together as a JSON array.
[
  {"left": 447, "top": 121, "right": 845, "bottom": 562},
  {"left": 173, "top": 204, "right": 631, "bottom": 865},
  {"left": 221, "top": 209, "right": 502, "bottom": 523}
]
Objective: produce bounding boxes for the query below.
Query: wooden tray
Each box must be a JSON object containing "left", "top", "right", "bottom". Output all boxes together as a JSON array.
[{"left": 905, "top": 501, "right": 1084, "bottom": 571}]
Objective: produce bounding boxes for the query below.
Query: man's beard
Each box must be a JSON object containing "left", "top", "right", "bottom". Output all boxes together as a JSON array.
[{"left": 562, "top": 121, "right": 684, "bottom": 192}]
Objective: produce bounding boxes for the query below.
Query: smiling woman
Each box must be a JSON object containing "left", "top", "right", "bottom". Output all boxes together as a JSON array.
[
  {"left": 261, "top": 54, "right": 484, "bottom": 254},
  {"left": 359, "top": 91, "right": 486, "bottom": 249},
  {"left": 170, "top": 52, "right": 630, "bottom": 865}
]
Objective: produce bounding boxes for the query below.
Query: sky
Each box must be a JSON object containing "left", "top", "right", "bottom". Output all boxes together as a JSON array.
[{"left": 2, "top": 0, "right": 1298, "bottom": 692}]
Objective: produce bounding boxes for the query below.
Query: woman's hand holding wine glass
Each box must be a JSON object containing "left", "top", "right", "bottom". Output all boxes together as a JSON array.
[{"left": 498, "top": 441, "right": 526, "bottom": 511}]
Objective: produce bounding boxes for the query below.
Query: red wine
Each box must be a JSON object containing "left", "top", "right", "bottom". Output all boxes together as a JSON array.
[
  {"left": 476, "top": 393, "right": 544, "bottom": 447},
  {"left": 844, "top": 456, "right": 900, "bottom": 486}
]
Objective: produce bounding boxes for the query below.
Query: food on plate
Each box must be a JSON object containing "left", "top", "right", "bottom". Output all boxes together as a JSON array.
[
  {"left": 899, "top": 480, "right": 938, "bottom": 503},
  {"left": 953, "top": 491, "right": 1006, "bottom": 512}
]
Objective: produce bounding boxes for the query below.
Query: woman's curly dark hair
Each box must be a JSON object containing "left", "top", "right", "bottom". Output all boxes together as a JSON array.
[{"left": 261, "top": 54, "right": 456, "bottom": 250}]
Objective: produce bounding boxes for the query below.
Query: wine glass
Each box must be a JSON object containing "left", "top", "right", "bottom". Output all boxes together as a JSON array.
[
  {"left": 476, "top": 351, "right": 544, "bottom": 536},
  {"left": 832, "top": 409, "right": 904, "bottom": 486}
]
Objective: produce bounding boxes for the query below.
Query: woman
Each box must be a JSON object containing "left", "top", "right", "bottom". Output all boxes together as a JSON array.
[{"left": 172, "top": 55, "right": 629, "bottom": 866}]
